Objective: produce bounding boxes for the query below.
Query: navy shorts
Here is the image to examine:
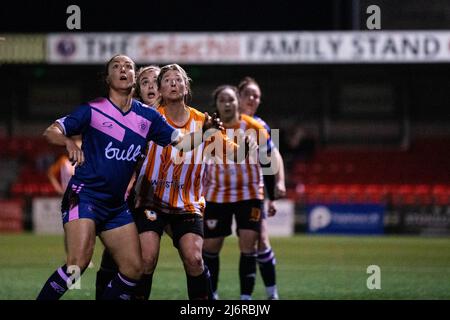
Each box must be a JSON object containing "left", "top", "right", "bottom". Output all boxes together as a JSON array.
[
  {"left": 61, "top": 187, "right": 134, "bottom": 233},
  {"left": 133, "top": 207, "right": 204, "bottom": 249},
  {"left": 203, "top": 199, "right": 263, "bottom": 238}
]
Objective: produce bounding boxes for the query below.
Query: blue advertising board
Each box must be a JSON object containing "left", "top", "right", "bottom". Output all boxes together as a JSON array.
[{"left": 307, "top": 204, "right": 384, "bottom": 235}]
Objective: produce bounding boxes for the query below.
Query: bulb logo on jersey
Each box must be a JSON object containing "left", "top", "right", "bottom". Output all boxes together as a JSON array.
[{"left": 104, "top": 141, "right": 142, "bottom": 162}]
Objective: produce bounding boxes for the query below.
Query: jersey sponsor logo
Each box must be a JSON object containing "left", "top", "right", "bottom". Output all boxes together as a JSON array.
[
  {"left": 150, "top": 179, "right": 184, "bottom": 190},
  {"left": 104, "top": 141, "right": 142, "bottom": 162},
  {"left": 206, "top": 219, "right": 218, "bottom": 230}
]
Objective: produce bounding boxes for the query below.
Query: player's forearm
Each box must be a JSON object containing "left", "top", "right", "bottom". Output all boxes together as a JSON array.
[
  {"left": 43, "top": 123, "right": 71, "bottom": 147},
  {"left": 172, "top": 131, "right": 203, "bottom": 151},
  {"left": 262, "top": 170, "right": 276, "bottom": 200},
  {"left": 274, "top": 149, "right": 286, "bottom": 186}
]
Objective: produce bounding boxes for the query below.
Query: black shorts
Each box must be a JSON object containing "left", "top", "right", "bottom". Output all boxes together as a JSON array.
[
  {"left": 133, "top": 207, "right": 204, "bottom": 249},
  {"left": 204, "top": 199, "right": 263, "bottom": 238}
]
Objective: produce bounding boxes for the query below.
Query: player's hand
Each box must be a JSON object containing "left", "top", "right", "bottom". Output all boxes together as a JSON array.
[
  {"left": 268, "top": 200, "right": 277, "bottom": 217},
  {"left": 203, "top": 112, "right": 224, "bottom": 132},
  {"left": 65, "top": 138, "right": 84, "bottom": 166}
]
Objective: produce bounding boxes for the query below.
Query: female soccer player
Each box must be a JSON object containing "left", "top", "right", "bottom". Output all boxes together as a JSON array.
[
  {"left": 36, "top": 55, "right": 221, "bottom": 300},
  {"left": 237, "top": 76, "right": 286, "bottom": 300},
  {"left": 131, "top": 64, "right": 242, "bottom": 300},
  {"left": 202, "top": 85, "right": 278, "bottom": 300},
  {"left": 135, "top": 65, "right": 161, "bottom": 107},
  {"left": 95, "top": 64, "right": 162, "bottom": 299}
]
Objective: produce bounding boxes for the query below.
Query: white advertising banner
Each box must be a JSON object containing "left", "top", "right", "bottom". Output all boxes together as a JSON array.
[
  {"left": 32, "top": 197, "right": 64, "bottom": 235},
  {"left": 47, "top": 31, "right": 450, "bottom": 64}
]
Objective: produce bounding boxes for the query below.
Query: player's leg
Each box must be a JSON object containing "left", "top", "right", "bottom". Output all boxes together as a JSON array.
[
  {"left": 238, "top": 229, "right": 259, "bottom": 300},
  {"left": 132, "top": 208, "right": 165, "bottom": 300},
  {"left": 95, "top": 248, "right": 118, "bottom": 300},
  {"left": 235, "top": 200, "right": 262, "bottom": 300},
  {"left": 37, "top": 218, "right": 96, "bottom": 300},
  {"left": 135, "top": 230, "right": 161, "bottom": 300},
  {"left": 257, "top": 217, "right": 279, "bottom": 299},
  {"left": 203, "top": 201, "right": 233, "bottom": 299},
  {"left": 203, "top": 236, "right": 225, "bottom": 299},
  {"left": 99, "top": 222, "right": 143, "bottom": 300},
  {"left": 174, "top": 215, "right": 212, "bottom": 299}
]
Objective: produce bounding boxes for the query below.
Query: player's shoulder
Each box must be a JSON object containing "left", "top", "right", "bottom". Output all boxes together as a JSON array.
[
  {"left": 132, "top": 99, "right": 161, "bottom": 119},
  {"left": 187, "top": 106, "right": 206, "bottom": 122},
  {"left": 253, "top": 115, "right": 271, "bottom": 130},
  {"left": 242, "top": 114, "right": 266, "bottom": 131}
]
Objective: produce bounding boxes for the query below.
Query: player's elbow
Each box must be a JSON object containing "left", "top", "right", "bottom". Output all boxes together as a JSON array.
[
  {"left": 43, "top": 123, "right": 65, "bottom": 145},
  {"left": 42, "top": 126, "right": 53, "bottom": 142}
]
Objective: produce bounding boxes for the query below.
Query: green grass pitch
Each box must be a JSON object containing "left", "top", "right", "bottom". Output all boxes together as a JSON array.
[{"left": 1, "top": 234, "right": 450, "bottom": 300}]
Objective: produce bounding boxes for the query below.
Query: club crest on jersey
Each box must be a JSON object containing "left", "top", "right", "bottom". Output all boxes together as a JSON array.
[
  {"left": 139, "top": 121, "right": 147, "bottom": 132},
  {"left": 145, "top": 209, "right": 157, "bottom": 221},
  {"left": 206, "top": 219, "right": 218, "bottom": 230}
]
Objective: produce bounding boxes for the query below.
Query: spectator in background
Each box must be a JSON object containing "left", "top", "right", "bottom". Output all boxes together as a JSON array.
[
  {"left": 47, "top": 136, "right": 82, "bottom": 195},
  {"left": 281, "top": 125, "right": 316, "bottom": 170}
]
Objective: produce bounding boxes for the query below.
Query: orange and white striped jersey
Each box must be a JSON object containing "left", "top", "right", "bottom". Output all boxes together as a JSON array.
[
  {"left": 204, "top": 114, "right": 270, "bottom": 203},
  {"left": 134, "top": 105, "right": 236, "bottom": 215},
  {"left": 48, "top": 155, "right": 75, "bottom": 191}
]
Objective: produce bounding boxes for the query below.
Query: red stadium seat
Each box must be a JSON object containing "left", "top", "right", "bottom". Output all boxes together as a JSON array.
[{"left": 432, "top": 185, "right": 450, "bottom": 206}]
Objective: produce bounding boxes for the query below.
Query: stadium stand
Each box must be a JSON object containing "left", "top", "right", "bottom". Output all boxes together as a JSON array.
[{"left": 287, "top": 137, "right": 450, "bottom": 206}]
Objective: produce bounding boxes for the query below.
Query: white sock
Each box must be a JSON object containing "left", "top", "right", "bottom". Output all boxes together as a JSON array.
[{"left": 266, "top": 285, "right": 279, "bottom": 299}]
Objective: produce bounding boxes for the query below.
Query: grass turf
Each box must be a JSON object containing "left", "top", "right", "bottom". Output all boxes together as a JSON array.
[{"left": 1, "top": 233, "right": 450, "bottom": 300}]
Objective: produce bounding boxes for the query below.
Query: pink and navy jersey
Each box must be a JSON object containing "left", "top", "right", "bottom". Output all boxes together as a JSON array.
[
  {"left": 56, "top": 97, "right": 176, "bottom": 205},
  {"left": 253, "top": 115, "right": 274, "bottom": 152}
]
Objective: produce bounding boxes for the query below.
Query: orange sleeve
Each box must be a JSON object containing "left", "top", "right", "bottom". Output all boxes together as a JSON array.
[{"left": 48, "top": 156, "right": 64, "bottom": 180}]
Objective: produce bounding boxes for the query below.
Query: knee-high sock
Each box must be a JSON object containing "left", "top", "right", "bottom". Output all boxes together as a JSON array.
[
  {"left": 202, "top": 251, "right": 219, "bottom": 294},
  {"left": 101, "top": 272, "right": 139, "bottom": 300},
  {"left": 37, "top": 265, "right": 82, "bottom": 300},
  {"left": 134, "top": 273, "right": 154, "bottom": 300},
  {"left": 186, "top": 266, "right": 213, "bottom": 300},
  {"left": 95, "top": 249, "right": 118, "bottom": 300},
  {"left": 257, "top": 247, "right": 276, "bottom": 287},
  {"left": 239, "top": 252, "right": 257, "bottom": 299},
  {"left": 257, "top": 248, "right": 278, "bottom": 298}
]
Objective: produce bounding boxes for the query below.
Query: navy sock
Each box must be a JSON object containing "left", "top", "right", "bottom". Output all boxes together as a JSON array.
[
  {"left": 186, "top": 267, "right": 213, "bottom": 300},
  {"left": 95, "top": 249, "right": 118, "bottom": 300},
  {"left": 101, "top": 272, "right": 138, "bottom": 300},
  {"left": 239, "top": 252, "right": 257, "bottom": 297},
  {"left": 134, "top": 273, "right": 154, "bottom": 300},
  {"left": 257, "top": 248, "right": 277, "bottom": 287},
  {"left": 202, "top": 251, "right": 220, "bottom": 293},
  {"left": 36, "top": 265, "right": 73, "bottom": 300}
]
